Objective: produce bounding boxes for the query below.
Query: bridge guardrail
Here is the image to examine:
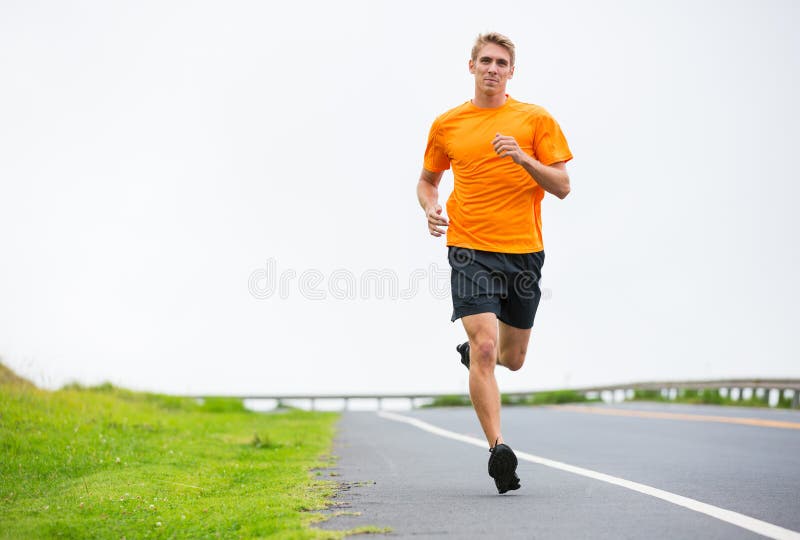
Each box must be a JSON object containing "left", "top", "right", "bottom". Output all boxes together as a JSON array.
[{"left": 187, "top": 378, "right": 800, "bottom": 410}]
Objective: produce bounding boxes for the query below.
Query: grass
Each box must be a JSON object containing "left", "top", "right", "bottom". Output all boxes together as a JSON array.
[
  {"left": 426, "top": 388, "right": 796, "bottom": 410},
  {"left": 503, "top": 390, "right": 601, "bottom": 406},
  {"left": 422, "top": 394, "right": 473, "bottom": 407},
  {"left": 0, "top": 363, "right": 373, "bottom": 539},
  {"left": 629, "top": 388, "right": 796, "bottom": 408},
  {"left": 424, "top": 390, "right": 600, "bottom": 408}
]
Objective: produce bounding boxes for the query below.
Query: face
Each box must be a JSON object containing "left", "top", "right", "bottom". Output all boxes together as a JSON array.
[{"left": 469, "top": 43, "right": 514, "bottom": 96}]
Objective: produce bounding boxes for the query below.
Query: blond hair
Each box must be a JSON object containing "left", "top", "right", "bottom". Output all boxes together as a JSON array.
[{"left": 471, "top": 32, "right": 515, "bottom": 66}]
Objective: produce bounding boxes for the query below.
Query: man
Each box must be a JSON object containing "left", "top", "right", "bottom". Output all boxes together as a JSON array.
[{"left": 416, "top": 32, "right": 572, "bottom": 494}]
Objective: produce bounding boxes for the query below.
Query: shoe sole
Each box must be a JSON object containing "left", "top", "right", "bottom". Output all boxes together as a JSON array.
[{"left": 488, "top": 444, "right": 521, "bottom": 494}]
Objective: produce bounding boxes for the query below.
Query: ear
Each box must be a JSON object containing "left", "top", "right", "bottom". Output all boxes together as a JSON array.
[
  {"left": 468, "top": 58, "right": 475, "bottom": 74},
  {"left": 509, "top": 65, "right": 515, "bottom": 79}
]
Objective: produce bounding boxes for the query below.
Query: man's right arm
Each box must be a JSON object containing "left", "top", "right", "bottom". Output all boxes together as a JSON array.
[{"left": 416, "top": 168, "right": 448, "bottom": 237}]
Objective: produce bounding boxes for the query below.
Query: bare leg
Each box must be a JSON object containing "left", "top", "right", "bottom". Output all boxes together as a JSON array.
[
  {"left": 461, "top": 315, "right": 534, "bottom": 446},
  {"left": 461, "top": 312, "right": 503, "bottom": 447}
]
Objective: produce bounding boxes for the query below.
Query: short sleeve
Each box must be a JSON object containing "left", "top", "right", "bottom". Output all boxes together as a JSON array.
[
  {"left": 423, "top": 118, "right": 451, "bottom": 172},
  {"left": 532, "top": 112, "right": 573, "bottom": 166}
]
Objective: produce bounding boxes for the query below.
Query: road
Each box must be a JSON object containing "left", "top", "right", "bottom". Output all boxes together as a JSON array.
[{"left": 316, "top": 402, "right": 800, "bottom": 539}]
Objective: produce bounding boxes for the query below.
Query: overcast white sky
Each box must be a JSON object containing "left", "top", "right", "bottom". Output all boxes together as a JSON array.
[{"left": 1, "top": 0, "right": 798, "bottom": 396}]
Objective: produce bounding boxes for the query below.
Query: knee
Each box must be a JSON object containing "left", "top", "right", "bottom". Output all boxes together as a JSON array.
[
  {"left": 471, "top": 337, "right": 497, "bottom": 369},
  {"left": 503, "top": 348, "right": 527, "bottom": 372},
  {"left": 505, "top": 356, "right": 525, "bottom": 371}
]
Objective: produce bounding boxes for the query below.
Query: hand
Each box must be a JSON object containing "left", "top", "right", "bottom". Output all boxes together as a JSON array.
[
  {"left": 493, "top": 133, "right": 527, "bottom": 165},
  {"left": 426, "top": 204, "right": 448, "bottom": 237}
]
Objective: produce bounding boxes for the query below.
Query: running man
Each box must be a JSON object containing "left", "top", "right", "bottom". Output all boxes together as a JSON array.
[{"left": 416, "top": 32, "right": 572, "bottom": 494}]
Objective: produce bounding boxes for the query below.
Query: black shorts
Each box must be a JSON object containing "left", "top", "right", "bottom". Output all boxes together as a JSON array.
[{"left": 448, "top": 247, "right": 545, "bottom": 330}]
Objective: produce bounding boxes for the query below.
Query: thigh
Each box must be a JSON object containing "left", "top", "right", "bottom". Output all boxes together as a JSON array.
[{"left": 461, "top": 312, "right": 499, "bottom": 344}]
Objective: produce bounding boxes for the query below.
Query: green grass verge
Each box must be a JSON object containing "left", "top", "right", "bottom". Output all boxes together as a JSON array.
[
  {"left": 424, "top": 390, "right": 600, "bottom": 408},
  {"left": 629, "top": 388, "right": 795, "bottom": 408},
  {"left": 0, "top": 364, "right": 364, "bottom": 539},
  {"left": 504, "top": 390, "right": 601, "bottom": 406},
  {"left": 426, "top": 388, "right": 795, "bottom": 409},
  {"left": 422, "top": 394, "right": 473, "bottom": 407}
]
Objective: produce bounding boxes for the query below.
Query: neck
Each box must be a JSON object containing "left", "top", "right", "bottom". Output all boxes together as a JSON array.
[{"left": 472, "top": 91, "right": 507, "bottom": 109}]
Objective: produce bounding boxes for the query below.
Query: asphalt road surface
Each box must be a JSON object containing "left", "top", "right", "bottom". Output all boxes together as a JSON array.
[{"left": 317, "top": 402, "right": 800, "bottom": 539}]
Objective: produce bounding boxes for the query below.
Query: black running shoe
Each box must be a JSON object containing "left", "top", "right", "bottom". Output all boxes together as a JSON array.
[
  {"left": 456, "top": 342, "right": 470, "bottom": 370},
  {"left": 488, "top": 442, "right": 521, "bottom": 494}
]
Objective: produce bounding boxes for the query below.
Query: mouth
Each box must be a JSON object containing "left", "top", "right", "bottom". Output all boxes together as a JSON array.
[{"left": 484, "top": 78, "right": 499, "bottom": 84}]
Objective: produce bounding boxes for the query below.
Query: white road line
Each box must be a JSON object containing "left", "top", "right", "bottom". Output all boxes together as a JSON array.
[{"left": 377, "top": 410, "right": 800, "bottom": 540}]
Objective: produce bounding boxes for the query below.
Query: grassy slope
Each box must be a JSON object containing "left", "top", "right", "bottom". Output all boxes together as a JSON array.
[{"left": 0, "top": 364, "right": 348, "bottom": 539}]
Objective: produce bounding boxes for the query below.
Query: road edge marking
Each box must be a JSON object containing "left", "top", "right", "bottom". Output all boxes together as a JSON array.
[{"left": 377, "top": 410, "right": 800, "bottom": 540}]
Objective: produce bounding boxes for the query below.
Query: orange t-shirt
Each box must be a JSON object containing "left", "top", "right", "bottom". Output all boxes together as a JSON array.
[{"left": 424, "top": 96, "right": 572, "bottom": 253}]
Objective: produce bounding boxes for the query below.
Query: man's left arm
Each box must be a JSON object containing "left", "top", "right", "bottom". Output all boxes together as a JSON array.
[{"left": 493, "top": 133, "right": 571, "bottom": 199}]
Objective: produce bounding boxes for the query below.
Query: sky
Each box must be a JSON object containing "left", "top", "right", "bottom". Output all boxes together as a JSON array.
[{"left": 1, "top": 0, "right": 798, "bottom": 397}]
